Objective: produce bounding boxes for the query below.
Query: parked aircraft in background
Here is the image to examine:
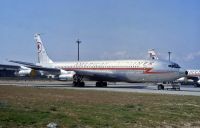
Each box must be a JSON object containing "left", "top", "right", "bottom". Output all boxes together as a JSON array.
[
  {"left": 10, "top": 34, "right": 187, "bottom": 90},
  {"left": 177, "top": 70, "right": 200, "bottom": 87},
  {"left": 0, "top": 64, "right": 41, "bottom": 77}
]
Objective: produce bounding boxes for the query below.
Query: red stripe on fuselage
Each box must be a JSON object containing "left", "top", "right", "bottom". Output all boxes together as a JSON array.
[
  {"left": 63, "top": 67, "right": 147, "bottom": 70},
  {"left": 62, "top": 67, "right": 171, "bottom": 74}
]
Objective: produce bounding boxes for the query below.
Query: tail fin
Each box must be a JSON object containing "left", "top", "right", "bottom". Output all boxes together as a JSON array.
[
  {"left": 148, "top": 49, "right": 159, "bottom": 60},
  {"left": 34, "top": 33, "right": 53, "bottom": 64}
]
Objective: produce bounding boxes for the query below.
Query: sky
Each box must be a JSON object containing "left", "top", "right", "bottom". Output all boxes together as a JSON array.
[{"left": 0, "top": 0, "right": 199, "bottom": 69}]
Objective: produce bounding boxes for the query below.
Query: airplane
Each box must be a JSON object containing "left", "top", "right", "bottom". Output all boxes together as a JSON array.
[
  {"left": 177, "top": 70, "right": 200, "bottom": 87},
  {"left": 10, "top": 33, "right": 187, "bottom": 90}
]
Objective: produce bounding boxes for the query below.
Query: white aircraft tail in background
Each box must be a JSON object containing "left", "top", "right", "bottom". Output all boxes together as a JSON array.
[{"left": 148, "top": 49, "right": 159, "bottom": 60}]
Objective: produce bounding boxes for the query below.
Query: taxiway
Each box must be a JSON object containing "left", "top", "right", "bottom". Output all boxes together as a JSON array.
[{"left": 0, "top": 80, "right": 200, "bottom": 96}]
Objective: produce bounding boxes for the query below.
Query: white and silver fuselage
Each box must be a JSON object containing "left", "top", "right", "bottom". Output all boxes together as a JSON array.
[
  {"left": 32, "top": 34, "right": 186, "bottom": 83},
  {"left": 39, "top": 59, "right": 186, "bottom": 83}
]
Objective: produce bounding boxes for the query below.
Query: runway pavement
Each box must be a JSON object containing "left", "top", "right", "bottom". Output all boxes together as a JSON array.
[{"left": 0, "top": 80, "right": 200, "bottom": 96}]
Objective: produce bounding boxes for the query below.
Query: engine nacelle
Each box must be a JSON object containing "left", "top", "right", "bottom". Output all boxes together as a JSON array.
[
  {"left": 58, "top": 70, "right": 75, "bottom": 81},
  {"left": 177, "top": 77, "right": 195, "bottom": 84},
  {"left": 17, "top": 69, "right": 32, "bottom": 76},
  {"left": 177, "top": 77, "right": 188, "bottom": 82},
  {"left": 198, "top": 80, "right": 200, "bottom": 85},
  {"left": 16, "top": 67, "right": 41, "bottom": 77},
  {"left": 59, "top": 74, "right": 74, "bottom": 81}
]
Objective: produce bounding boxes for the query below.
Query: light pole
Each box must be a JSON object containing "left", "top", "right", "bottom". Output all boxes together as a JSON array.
[
  {"left": 76, "top": 39, "right": 81, "bottom": 61},
  {"left": 168, "top": 51, "right": 171, "bottom": 62}
]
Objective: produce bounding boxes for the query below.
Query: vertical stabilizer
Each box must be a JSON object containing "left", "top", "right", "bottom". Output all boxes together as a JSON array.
[
  {"left": 34, "top": 33, "right": 53, "bottom": 64},
  {"left": 148, "top": 49, "right": 159, "bottom": 60}
]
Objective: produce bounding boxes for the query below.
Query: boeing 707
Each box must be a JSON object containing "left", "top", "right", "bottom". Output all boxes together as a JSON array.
[{"left": 10, "top": 34, "right": 187, "bottom": 90}]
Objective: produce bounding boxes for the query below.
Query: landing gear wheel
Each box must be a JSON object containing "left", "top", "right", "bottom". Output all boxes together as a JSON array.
[
  {"left": 102, "top": 82, "right": 107, "bottom": 87},
  {"left": 73, "top": 81, "right": 77, "bottom": 87},
  {"left": 158, "top": 84, "right": 164, "bottom": 90},
  {"left": 80, "top": 82, "right": 85, "bottom": 87},
  {"left": 194, "top": 83, "right": 200, "bottom": 87},
  {"left": 96, "top": 82, "right": 100, "bottom": 87},
  {"left": 73, "top": 75, "right": 85, "bottom": 87},
  {"left": 73, "top": 81, "right": 85, "bottom": 87},
  {"left": 96, "top": 81, "right": 107, "bottom": 87}
]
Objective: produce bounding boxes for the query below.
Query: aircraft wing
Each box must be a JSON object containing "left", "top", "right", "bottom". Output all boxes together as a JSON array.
[
  {"left": 9, "top": 60, "right": 60, "bottom": 73},
  {"left": 9, "top": 60, "right": 122, "bottom": 82}
]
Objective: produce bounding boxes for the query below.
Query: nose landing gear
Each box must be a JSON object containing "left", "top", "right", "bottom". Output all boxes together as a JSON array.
[{"left": 157, "top": 82, "right": 181, "bottom": 91}]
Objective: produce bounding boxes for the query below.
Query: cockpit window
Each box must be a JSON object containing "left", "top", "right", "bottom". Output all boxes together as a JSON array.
[{"left": 168, "top": 63, "right": 181, "bottom": 68}]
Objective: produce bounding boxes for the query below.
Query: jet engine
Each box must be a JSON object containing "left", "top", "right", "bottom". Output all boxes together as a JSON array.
[
  {"left": 177, "top": 77, "right": 188, "bottom": 83},
  {"left": 17, "top": 69, "right": 41, "bottom": 77},
  {"left": 58, "top": 70, "right": 75, "bottom": 81},
  {"left": 16, "top": 66, "right": 41, "bottom": 77},
  {"left": 17, "top": 69, "right": 32, "bottom": 76}
]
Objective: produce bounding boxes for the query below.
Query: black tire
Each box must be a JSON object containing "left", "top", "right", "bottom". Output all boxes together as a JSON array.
[
  {"left": 73, "top": 81, "right": 85, "bottom": 87},
  {"left": 161, "top": 85, "right": 164, "bottom": 90},
  {"left": 96, "top": 82, "right": 101, "bottom": 87},
  {"left": 158, "top": 84, "right": 164, "bottom": 90},
  {"left": 96, "top": 81, "right": 107, "bottom": 87},
  {"left": 194, "top": 83, "right": 200, "bottom": 87},
  {"left": 73, "top": 82, "right": 77, "bottom": 87},
  {"left": 80, "top": 82, "right": 85, "bottom": 87},
  {"left": 103, "top": 82, "right": 107, "bottom": 87}
]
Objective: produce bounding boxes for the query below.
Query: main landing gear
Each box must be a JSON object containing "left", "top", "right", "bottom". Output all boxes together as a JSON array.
[
  {"left": 73, "top": 74, "right": 108, "bottom": 87},
  {"left": 96, "top": 81, "right": 107, "bottom": 87},
  {"left": 73, "top": 75, "right": 85, "bottom": 87},
  {"left": 73, "top": 81, "right": 85, "bottom": 87},
  {"left": 157, "top": 84, "right": 164, "bottom": 90}
]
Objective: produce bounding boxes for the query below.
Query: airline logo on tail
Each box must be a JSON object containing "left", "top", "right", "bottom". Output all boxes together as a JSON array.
[
  {"left": 35, "top": 33, "right": 42, "bottom": 53},
  {"left": 37, "top": 42, "right": 42, "bottom": 53}
]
